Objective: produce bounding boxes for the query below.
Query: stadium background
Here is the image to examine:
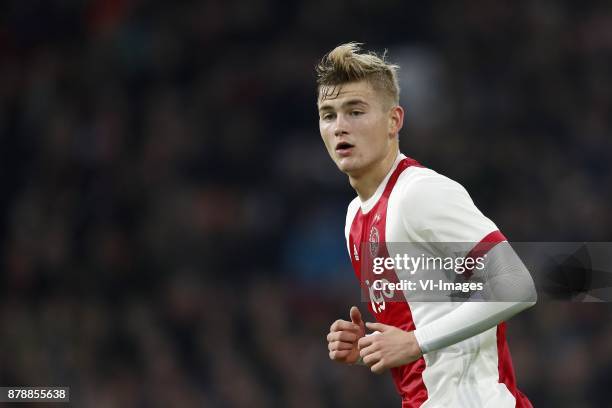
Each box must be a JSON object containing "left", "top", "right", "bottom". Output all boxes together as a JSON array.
[{"left": 1, "top": 0, "right": 611, "bottom": 406}]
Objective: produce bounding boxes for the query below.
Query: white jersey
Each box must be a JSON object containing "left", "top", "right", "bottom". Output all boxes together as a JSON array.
[{"left": 344, "top": 153, "right": 532, "bottom": 408}]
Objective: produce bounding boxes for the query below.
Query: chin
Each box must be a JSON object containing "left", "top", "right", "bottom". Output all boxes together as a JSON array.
[{"left": 336, "top": 159, "right": 363, "bottom": 175}]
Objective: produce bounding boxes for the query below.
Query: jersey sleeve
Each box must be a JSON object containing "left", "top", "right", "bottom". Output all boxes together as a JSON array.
[
  {"left": 399, "top": 172, "right": 501, "bottom": 246},
  {"left": 402, "top": 172, "right": 536, "bottom": 353},
  {"left": 414, "top": 241, "right": 537, "bottom": 353}
]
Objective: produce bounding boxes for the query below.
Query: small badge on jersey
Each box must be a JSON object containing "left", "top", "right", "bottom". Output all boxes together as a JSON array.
[
  {"left": 353, "top": 244, "right": 359, "bottom": 261},
  {"left": 369, "top": 226, "right": 380, "bottom": 257}
]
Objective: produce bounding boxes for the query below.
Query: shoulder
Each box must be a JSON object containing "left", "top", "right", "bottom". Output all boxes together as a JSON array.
[
  {"left": 389, "top": 165, "right": 497, "bottom": 241},
  {"left": 393, "top": 166, "right": 470, "bottom": 207}
]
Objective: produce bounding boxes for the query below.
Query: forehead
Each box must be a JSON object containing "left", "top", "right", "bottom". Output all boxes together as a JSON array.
[{"left": 317, "top": 81, "right": 378, "bottom": 108}]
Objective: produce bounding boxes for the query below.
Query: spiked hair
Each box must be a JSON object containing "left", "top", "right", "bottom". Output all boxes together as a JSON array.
[{"left": 316, "top": 42, "right": 400, "bottom": 107}]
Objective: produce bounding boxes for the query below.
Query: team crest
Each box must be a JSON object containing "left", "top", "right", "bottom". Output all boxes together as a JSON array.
[{"left": 369, "top": 226, "right": 380, "bottom": 257}]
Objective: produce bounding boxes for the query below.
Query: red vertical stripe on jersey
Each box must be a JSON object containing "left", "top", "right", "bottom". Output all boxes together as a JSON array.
[
  {"left": 348, "top": 157, "right": 429, "bottom": 407},
  {"left": 497, "top": 323, "right": 533, "bottom": 407}
]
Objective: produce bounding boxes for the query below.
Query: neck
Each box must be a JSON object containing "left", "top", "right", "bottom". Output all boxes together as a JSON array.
[{"left": 349, "top": 149, "right": 399, "bottom": 201}]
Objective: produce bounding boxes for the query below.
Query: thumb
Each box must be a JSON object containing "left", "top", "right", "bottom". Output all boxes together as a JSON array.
[{"left": 350, "top": 306, "right": 363, "bottom": 326}]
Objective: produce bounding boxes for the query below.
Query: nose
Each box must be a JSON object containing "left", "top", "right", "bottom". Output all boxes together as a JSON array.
[{"left": 334, "top": 114, "right": 349, "bottom": 137}]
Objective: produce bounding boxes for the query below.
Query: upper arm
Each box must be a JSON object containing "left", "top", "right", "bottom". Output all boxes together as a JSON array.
[{"left": 399, "top": 172, "right": 500, "bottom": 245}]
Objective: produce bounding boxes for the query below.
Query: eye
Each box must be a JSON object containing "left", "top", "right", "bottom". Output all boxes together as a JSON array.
[
  {"left": 350, "top": 110, "right": 363, "bottom": 116},
  {"left": 321, "top": 113, "right": 336, "bottom": 121}
]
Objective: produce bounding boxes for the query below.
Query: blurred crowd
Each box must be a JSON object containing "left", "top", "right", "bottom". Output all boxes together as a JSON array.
[{"left": 1, "top": 0, "right": 611, "bottom": 407}]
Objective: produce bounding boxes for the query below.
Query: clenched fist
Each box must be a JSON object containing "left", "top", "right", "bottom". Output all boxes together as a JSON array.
[{"left": 326, "top": 306, "right": 366, "bottom": 364}]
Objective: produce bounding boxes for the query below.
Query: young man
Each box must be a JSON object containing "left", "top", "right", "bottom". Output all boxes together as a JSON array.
[{"left": 318, "top": 43, "right": 536, "bottom": 407}]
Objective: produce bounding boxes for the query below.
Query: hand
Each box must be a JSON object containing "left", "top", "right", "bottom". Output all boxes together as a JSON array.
[
  {"left": 327, "top": 306, "right": 366, "bottom": 364},
  {"left": 357, "top": 322, "right": 423, "bottom": 374}
]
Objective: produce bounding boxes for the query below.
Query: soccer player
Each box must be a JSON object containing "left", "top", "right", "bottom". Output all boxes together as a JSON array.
[{"left": 319, "top": 43, "right": 536, "bottom": 407}]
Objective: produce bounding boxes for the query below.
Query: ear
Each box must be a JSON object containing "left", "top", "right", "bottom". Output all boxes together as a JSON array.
[{"left": 388, "top": 105, "right": 404, "bottom": 137}]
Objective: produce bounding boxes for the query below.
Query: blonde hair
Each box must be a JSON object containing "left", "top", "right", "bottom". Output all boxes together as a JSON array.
[{"left": 316, "top": 42, "right": 400, "bottom": 107}]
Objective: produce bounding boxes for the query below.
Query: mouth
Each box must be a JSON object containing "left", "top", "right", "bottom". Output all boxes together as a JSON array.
[{"left": 335, "top": 141, "right": 354, "bottom": 156}]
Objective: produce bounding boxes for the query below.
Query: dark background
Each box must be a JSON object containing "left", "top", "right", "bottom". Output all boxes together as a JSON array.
[{"left": 1, "top": 0, "right": 611, "bottom": 406}]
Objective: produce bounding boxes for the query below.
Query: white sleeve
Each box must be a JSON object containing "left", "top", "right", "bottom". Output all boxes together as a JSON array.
[
  {"left": 401, "top": 172, "right": 536, "bottom": 353},
  {"left": 412, "top": 232, "right": 537, "bottom": 354},
  {"left": 413, "top": 301, "right": 533, "bottom": 354},
  {"left": 401, "top": 172, "right": 499, "bottom": 245}
]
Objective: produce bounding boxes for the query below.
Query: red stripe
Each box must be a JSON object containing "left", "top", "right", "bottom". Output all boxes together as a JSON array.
[
  {"left": 382, "top": 157, "right": 422, "bottom": 199},
  {"left": 348, "top": 157, "right": 429, "bottom": 406},
  {"left": 466, "top": 230, "right": 507, "bottom": 260},
  {"left": 377, "top": 158, "right": 429, "bottom": 406},
  {"left": 496, "top": 323, "right": 533, "bottom": 407},
  {"left": 463, "top": 230, "right": 507, "bottom": 278}
]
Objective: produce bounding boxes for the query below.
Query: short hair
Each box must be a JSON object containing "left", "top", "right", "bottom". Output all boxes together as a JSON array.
[{"left": 316, "top": 42, "right": 400, "bottom": 107}]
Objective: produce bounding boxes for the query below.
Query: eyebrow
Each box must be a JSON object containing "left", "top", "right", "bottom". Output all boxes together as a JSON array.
[{"left": 318, "top": 99, "right": 369, "bottom": 112}]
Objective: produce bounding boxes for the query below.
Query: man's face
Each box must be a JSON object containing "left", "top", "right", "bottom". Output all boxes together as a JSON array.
[{"left": 318, "top": 81, "right": 397, "bottom": 177}]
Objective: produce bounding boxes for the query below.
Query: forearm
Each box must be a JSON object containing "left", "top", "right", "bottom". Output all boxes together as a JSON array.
[
  {"left": 413, "top": 243, "right": 536, "bottom": 354},
  {"left": 413, "top": 301, "right": 533, "bottom": 353}
]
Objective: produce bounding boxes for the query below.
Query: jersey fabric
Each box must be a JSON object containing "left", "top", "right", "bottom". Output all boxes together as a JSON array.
[{"left": 344, "top": 153, "right": 532, "bottom": 408}]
